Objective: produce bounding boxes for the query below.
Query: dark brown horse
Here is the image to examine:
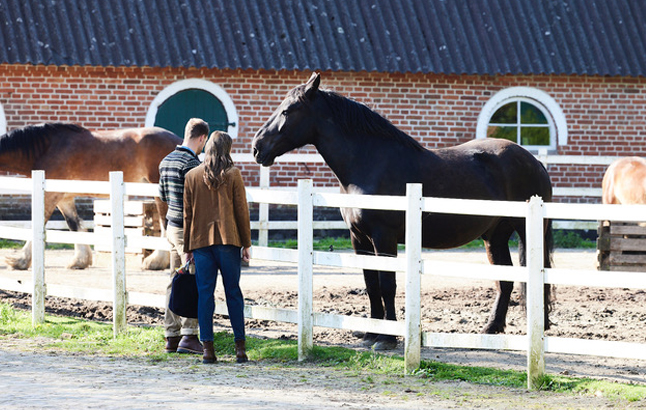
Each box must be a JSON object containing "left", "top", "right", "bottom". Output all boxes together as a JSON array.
[
  {"left": 0, "top": 123, "right": 181, "bottom": 270},
  {"left": 252, "top": 73, "right": 554, "bottom": 350},
  {"left": 602, "top": 157, "right": 646, "bottom": 205}
]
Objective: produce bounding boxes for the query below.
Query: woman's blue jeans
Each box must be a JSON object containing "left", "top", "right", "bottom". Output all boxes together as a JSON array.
[{"left": 193, "top": 245, "right": 245, "bottom": 342}]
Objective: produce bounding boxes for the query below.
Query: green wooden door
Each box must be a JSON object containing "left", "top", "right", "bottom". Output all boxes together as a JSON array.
[{"left": 154, "top": 89, "right": 232, "bottom": 138}]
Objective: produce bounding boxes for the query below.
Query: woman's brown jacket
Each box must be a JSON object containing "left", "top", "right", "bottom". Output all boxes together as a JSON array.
[{"left": 183, "top": 165, "right": 251, "bottom": 252}]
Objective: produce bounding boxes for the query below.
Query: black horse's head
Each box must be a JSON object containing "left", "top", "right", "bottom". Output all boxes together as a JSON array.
[{"left": 252, "top": 72, "right": 321, "bottom": 166}]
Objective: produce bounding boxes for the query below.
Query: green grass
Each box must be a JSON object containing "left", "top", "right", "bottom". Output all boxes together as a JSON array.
[
  {"left": 0, "top": 239, "right": 24, "bottom": 249},
  {"left": 255, "top": 229, "right": 596, "bottom": 251},
  {"left": 0, "top": 239, "right": 73, "bottom": 250},
  {"left": 1, "top": 229, "right": 595, "bottom": 251},
  {"left": 1, "top": 302, "right": 645, "bottom": 402}
]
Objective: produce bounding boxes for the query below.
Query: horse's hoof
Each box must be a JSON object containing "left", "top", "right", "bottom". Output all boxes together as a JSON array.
[
  {"left": 361, "top": 332, "right": 378, "bottom": 347},
  {"left": 66, "top": 246, "right": 92, "bottom": 270},
  {"left": 66, "top": 260, "right": 90, "bottom": 270},
  {"left": 372, "top": 338, "right": 398, "bottom": 351},
  {"left": 362, "top": 338, "right": 377, "bottom": 347},
  {"left": 142, "top": 250, "right": 170, "bottom": 271},
  {"left": 352, "top": 331, "right": 365, "bottom": 339},
  {"left": 5, "top": 256, "right": 30, "bottom": 271},
  {"left": 481, "top": 323, "right": 505, "bottom": 334}
]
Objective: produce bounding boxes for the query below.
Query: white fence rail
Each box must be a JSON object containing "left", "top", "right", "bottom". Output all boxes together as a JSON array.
[
  {"left": 2, "top": 171, "right": 646, "bottom": 389},
  {"left": 233, "top": 151, "right": 617, "bottom": 198},
  {"left": 0, "top": 153, "right": 620, "bottom": 241},
  {"left": 230, "top": 152, "right": 620, "bottom": 241}
]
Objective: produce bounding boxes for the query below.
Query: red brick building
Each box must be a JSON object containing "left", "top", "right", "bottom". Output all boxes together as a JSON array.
[{"left": 1, "top": 0, "right": 645, "bottom": 215}]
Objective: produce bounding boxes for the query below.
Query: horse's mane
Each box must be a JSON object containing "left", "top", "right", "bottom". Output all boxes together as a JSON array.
[
  {"left": 316, "top": 89, "right": 426, "bottom": 152},
  {"left": 0, "top": 123, "right": 87, "bottom": 159}
]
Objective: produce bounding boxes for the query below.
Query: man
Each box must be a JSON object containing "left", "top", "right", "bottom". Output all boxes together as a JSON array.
[{"left": 158, "top": 118, "right": 209, "bottom": 354}]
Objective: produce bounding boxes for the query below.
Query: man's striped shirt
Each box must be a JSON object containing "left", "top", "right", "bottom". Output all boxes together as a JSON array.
[{"left": 158, "top": 146, "right": 201, "bottom": 228}]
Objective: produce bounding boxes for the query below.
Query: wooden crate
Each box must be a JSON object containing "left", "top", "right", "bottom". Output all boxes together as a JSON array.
[
  {"left": 597, "top": 221, "right": 646, "bottom": 271},
  {"left": 93, "top": 200, "right": 161, "bottom": 256}
]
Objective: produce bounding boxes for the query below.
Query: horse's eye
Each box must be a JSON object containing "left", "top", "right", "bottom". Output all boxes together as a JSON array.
[{"left": 281, "top": 110, "right": 289, "bottom": 116}]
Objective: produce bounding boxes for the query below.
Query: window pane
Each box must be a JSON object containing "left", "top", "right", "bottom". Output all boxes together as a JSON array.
[
  {"left": 487, "top": 126, "right": 517, "bottom": 142},
  {"left": 520, "top": 127, "right": 550, "bottom": 145},
  {"left": 520, "top": 102, "right": 548, "bottom": 124},
  {"left": 490, "top": 102, "right": 516, "bottom": 124}
]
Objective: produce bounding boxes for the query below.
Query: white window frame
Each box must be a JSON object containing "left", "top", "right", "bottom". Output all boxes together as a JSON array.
[
  {"left": 0, "top": 103, "right": 6, "bottom": 134},
  {"left": 476, "top": 87, "right": 567, "bottom": 152},
  {"left": 145, "top": 79, "right": 238, "bottom": 139}
]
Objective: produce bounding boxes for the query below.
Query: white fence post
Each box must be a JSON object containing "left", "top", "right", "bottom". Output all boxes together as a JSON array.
[
  {"left": 110, "top": 171, "right": 127, "bottom": 336},
  {"left": 297, "top": 179, "right": 314, "bottom": 360},
  {"left": 31, "top": 170, "right": 46, "bottom": 325},
  {"left": 526, "top": 195, "right": 545, "bottom": 389},
  {"left": 405, "top": 183, "right": 422, "bottom": 373},
  {"left": 258, "top": 167, "right": 270, "bottom": 247}
]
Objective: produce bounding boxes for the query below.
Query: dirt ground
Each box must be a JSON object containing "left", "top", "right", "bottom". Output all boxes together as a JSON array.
[{"left": 1, "top": 247, "right": 646, "bottom": 408}]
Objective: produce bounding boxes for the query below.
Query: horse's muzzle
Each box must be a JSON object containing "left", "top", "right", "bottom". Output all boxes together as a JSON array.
[{"left": 252, "top": 145, "right": 274, "bottom": 167}]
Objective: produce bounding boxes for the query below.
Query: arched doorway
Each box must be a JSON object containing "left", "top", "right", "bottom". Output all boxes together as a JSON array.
[{"left": 145, "top": 79, "right": 238, "bottom": 139}]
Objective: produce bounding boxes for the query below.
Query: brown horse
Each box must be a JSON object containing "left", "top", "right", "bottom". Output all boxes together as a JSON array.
[
  {"left": 602, "top": 157, "right": 646, "bottom": 205},
  {"left": 0, "top": 123, "right": 181, "bottom": 270}
]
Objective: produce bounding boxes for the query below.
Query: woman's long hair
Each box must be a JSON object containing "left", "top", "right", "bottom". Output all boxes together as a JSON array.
[{"left": 202, "top": 131, "right": 234, "bottom": 190}]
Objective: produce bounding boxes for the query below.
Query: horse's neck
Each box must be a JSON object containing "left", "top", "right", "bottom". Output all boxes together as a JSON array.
[
  {"left": 0, "top": 152, "right": 33, "bottom": 176},
  {"left": 314, "top": 133, "right": 416, "bottom": 190},
  {"left": 313, "top": 136, "right": 360, "bottom": 188}
]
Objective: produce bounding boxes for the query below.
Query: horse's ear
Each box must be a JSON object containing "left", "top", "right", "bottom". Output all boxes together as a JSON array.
[{"left": 304, "top": 72, "right": 321, "bottom": 99}]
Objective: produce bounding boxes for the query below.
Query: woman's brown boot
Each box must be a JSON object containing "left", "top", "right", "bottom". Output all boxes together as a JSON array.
[
  {"left": 235, "top": 340, "right": 248, "bottom": 363},
  {"left": 202, "top": 341, "right": 216, "bottom": 364}
]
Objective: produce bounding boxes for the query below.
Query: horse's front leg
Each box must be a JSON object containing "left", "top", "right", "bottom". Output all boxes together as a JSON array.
[
  {"left": 142, "top": 197, "right": 170, "bottom": 270},
  {"left": 361, "top": 268, "right": 383, "bottom": 345},
  {"left": 372, "top": 268, "right": 398, "bottom": 350},
  {"left": 5, "top": 192, "right": 63, "bottom": 270},
  {"left": 57, "top": 195, "right": 92, "bottom": 269},
  {"left": 352, "top": 232, "right": 383, "bottom": 345},
  {"left": 366, "top": 232, "right": 399, "bottom": 351}
]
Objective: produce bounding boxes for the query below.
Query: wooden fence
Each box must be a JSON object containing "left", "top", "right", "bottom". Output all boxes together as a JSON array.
[{"left": 2, "top": 170, "right": 646, "bottom": 390}]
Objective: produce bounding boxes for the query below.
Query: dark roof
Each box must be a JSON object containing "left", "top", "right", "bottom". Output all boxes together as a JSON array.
[{"left": 1, "top": 0, "right": 644, "bottom": 76}]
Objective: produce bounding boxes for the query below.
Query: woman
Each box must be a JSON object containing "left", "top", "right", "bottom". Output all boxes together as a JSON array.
[{"left": 183, "top": 131, "right": 252, "bottom": 364}]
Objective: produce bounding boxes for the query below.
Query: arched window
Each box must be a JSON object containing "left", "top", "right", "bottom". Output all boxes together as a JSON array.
[
  {"left": 145, "top": 79, "right": 238, "bottom": 139},
  {"left": 476, "top": 87, "right": 567, "bottom": 152}
]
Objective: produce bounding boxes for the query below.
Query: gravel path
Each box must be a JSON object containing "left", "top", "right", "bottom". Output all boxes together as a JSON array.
[
  {"left": 0, "top": 343, "right": 631, "bottom": 410},
  {"left": 1, "top": 248, "right": 646, "bottom": 408}
]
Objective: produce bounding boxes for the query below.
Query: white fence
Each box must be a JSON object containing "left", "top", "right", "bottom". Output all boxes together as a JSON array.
[
  {"left": 234, "top": 151, "right": 618, "bottom": 199},
  {"left": 2, "top": 171, "right": 646, "bottom": 390},
  {"left": 0, "top": 153, "right": 622, "bottom": 240},
  {"left": 230, "top": 152, "right": 620, "bottom": 243}
]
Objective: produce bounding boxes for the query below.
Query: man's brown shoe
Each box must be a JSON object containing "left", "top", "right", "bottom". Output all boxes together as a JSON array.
[
  {"left": 177, "top": 335, "right": 203, "bottom": 354},
  {"left": 165, "top": 336, "right": 181, "bottom": 353},
  {"left": 203, "top": 341, "right": 216, "bottom": 364}
]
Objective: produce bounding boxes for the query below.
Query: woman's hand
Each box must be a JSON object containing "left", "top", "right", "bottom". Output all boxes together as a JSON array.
[{"left": 242, "top": 247, "right": 251, "bottom": 263}]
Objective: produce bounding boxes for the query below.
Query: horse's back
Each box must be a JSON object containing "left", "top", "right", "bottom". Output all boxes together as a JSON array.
[
  {"left": 95, "top": 126, "right": 179, "bottom": 143},
  {"left": 432, "top": 138, "right": 552, "bottom": 202},
  {"left": 602, "top": 156, "right": 646, "bottom": 204},
  {"left": 49, "top": 126, "right": 179, "bottom": 182}
]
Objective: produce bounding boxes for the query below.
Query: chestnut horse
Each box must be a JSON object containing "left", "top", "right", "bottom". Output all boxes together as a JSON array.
[
  {"left": 0, "top": 123, "right": 181, "bottom": 270},
  {"left": 602, "top": 157, "right": 646, "bottom": 205},
  {"left": 252, "top": 73, "right": 554, "bottom": 350}
]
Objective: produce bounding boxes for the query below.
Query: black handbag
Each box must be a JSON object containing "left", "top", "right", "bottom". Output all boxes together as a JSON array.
[{"left": 168, "top": 260, "right": 198, "bottom": 318}]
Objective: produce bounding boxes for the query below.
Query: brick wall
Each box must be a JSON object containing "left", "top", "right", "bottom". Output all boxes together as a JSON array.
[{"left": 1, "top": 64, "right": 645, "bottom": 210}]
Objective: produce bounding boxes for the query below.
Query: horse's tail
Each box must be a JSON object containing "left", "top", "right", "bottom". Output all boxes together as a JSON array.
[{"left": 518, "top": 219, "right": 554, "bottom": 324}]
